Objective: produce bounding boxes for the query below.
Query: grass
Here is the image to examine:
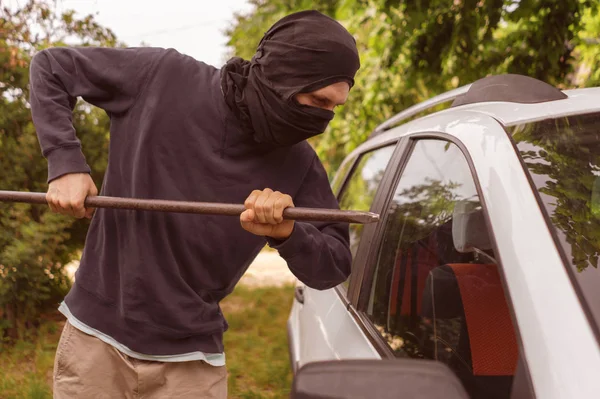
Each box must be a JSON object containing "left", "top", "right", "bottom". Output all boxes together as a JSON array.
[
  {"left": 0, "top": 284, "right": 295, "bottom": 399},
  {"left": 0, "top": 313, "right": 60, "bottom": 399},
  {"left": 222, "top": 284, "right": 295, "bottom": 399}
]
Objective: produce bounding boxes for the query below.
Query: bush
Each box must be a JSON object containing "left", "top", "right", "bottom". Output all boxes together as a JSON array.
[{"left": 0, "top": 0, "right": 116, "bottom": 339}]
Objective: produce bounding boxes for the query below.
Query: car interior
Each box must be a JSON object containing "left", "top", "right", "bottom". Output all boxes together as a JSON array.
[{"left": 385, "top": 200, "right": 519, "bottom": 399}]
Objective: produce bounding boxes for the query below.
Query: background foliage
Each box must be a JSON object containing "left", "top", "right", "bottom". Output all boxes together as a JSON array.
[
  {"left": 0, "top": 0, "right": 118, "bottom": 339},
  {"left": 228, "top": 0, "right": 600, "bottom": 172}
]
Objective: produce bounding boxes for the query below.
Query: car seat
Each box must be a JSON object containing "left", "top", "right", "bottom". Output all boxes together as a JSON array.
[
  {"left": 421, "top": 200, "right": 518, "bottom": 399},
  {"left": 385, "top": 216, "right": 470, "bottom": 356}
]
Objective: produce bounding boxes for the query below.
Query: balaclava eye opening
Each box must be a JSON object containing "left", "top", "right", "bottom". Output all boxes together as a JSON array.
[{"left": 220, "top": 10, "right": 360, "bottom": 147}]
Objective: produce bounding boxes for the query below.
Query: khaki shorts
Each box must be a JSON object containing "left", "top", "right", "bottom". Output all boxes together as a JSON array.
[{"left": 53, "top": 321, "right": 227, "bottom": 399}]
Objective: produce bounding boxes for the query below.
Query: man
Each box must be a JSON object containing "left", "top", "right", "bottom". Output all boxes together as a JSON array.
[{"left": 29, "top": 9, "right": 360, "bottom": 399}]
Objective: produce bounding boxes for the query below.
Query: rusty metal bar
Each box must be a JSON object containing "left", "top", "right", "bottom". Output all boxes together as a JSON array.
[{"left": 0, "top": 191, "right": 380, "bottom": 224}]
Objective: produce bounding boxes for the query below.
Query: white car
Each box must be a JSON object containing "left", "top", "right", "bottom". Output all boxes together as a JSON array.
[{"left": 287, "top": 74, "right": 600, "bottom": 399}]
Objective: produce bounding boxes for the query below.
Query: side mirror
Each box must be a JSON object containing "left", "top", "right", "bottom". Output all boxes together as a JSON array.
[{"left": 291, "top": 359, "right": 469, "bottom": 399}]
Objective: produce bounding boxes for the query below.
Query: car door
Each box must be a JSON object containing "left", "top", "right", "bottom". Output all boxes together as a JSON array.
[
  {"left": 349, "top": 137, "right": 534, "bottom": 399},
  {"left": 288, "top": 142, "right": 401, "bottom": 371}
]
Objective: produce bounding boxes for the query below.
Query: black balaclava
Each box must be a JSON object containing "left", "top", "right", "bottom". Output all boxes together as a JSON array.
[{"left": 220, "top": 10, "right": 360, "bottom": 147}]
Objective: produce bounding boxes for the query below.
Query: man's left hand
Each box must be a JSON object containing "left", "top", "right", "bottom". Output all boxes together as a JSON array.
[{"left": 241, "top": 188, "right": 295, "bottom": 240}]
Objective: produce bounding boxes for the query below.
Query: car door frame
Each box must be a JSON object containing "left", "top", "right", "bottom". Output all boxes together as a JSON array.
[
  {"left": 344, "top": 130, "right": 537, "bottom": 397},
  {"left": 355, "top": 132, "right": 511, "bottom": 309},
  {"left": 316, "top": 135, "right": 414, "bottom": 357},
  {"left": 331, "top": 137, "right": 412, "bottom": 308},
  {"left": 289, "top": 137, "right": 411, "bottom": 371}
]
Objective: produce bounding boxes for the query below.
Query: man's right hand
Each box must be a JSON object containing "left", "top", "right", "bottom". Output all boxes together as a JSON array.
[{"left": 46, "top": 173, "right": 98, "bottom": 219}]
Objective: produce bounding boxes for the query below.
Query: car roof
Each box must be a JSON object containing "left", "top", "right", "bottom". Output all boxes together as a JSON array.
[
  {"left": 368, "top": 74, "right": 600, "bottom": 144},
  {"left": 431, "top": 86, "right": 600, "bottom": 126}
]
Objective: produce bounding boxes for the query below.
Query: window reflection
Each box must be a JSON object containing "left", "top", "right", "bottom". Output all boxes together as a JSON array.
[
  {"left": 338, "top": 146, "right": 395, "bottom": 259},
  {"left": 364, "top": 140, "right": 518, "bottom": 399},
  {"left": 511, "top": 112, "right": 600, "bottom": 331},
  {"left": 337, "top": 145, "right": 395, "bottom": 289}
]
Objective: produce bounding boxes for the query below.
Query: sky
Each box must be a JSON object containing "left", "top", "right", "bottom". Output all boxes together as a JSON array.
[{"left": 8, "top": 0, "right": 254, "bottom": 67}]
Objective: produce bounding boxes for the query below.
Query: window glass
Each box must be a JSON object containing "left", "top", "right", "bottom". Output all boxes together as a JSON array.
[
  {"left": 364, "top": 139, "right": 519, "bottom": 399},
  {"left": 510, "top": 112, "right": 600, "bottom": 334},
  {"left": 337, "top": 145, "right": 395, "bottom": 289},
  {"left": 331, "top": 157, "right": 356, "bottom": 196}
]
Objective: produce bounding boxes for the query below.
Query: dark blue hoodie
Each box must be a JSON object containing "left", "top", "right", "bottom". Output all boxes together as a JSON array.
[{"left": 28, "top": 45, "right": 352, "bottom": 355}]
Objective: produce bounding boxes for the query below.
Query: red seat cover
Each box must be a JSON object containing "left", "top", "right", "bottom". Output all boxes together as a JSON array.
[{"left": 447, "top": 263, "right": 518, "bottom": 376}]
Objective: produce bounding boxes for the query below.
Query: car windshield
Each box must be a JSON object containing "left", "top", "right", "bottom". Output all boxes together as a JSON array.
[{"left": 510, "top": 111, "right": 600, "bottom": 334}]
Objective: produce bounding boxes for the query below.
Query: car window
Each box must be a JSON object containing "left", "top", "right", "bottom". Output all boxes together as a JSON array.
[
  {"left": 362, "top": 139, "right": 521, "bottom": 399},
  {"left": 331, "top": 157, "right": 356, "bottom": 196},
  {"left": 337, "top": 145, "right": 395, "bottom": 290},
  {"left": 510, "top": 112, "right": 600, "bottom": 335}
]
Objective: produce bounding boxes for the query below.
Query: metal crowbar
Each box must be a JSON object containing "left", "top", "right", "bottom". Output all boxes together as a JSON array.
[{"left": 0, "top": 190, "right": 380, "bottom": 224}]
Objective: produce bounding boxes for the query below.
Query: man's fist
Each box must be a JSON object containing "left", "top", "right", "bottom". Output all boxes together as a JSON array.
[
  {"left": 241, "top": 188, "right": 294, "bottom": 240},
  {"left": 46, "top": 173, "right": 98, "bottom": 219}
]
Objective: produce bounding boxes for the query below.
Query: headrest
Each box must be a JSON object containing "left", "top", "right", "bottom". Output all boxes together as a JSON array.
[{"left": 452, "top": 200, "right": 492, "bottom": 253}]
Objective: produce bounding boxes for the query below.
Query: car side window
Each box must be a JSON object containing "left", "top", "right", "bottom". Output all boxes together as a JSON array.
[
  {"left": 331, "top": 157, "right": 356, "bottom": 196},
  {"left": 363, "top": 139, "right": 521, "bottom": 399},
  {"left": 337, "top": 145, "right": 396, "bottom": 290}
]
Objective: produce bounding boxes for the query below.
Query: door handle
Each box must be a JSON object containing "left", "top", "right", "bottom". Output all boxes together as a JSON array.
[{"left": 294, "top": 286, "right": 305, "bottom": 304}]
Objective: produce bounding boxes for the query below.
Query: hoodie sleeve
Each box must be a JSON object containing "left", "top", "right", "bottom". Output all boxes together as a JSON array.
[
  {"left": 29, "top": 46, "right": 166, "bottom": 183},
  {"left": 266, "top": 154, "right": 352, "bottom": 290}
]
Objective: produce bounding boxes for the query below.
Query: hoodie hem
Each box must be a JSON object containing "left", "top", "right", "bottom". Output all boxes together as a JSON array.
[{"left": 64, "top": 280, "right": 225, "bottom": 356}]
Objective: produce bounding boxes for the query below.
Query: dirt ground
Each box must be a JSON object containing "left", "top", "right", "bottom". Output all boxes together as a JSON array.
[
  {"left": 238, "top": 250, "right": 297, "bottom": 287},
  {"left": 65, "top": 249, "right": 297, "bottom": 287}
]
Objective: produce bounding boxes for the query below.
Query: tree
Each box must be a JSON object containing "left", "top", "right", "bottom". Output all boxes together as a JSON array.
[
  {"left": 575, "top": 4, "right": 600, "bottom": 87},
  {"left": 225, "top": 0, "right": 599, "bottom": 175},
  {"left": 0, "top": 0, "right": 118, "bottom": 338}
]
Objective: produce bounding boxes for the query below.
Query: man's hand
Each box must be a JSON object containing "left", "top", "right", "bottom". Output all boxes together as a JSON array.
[
  {"left": 47, "top": 173, "right": 98, "bottom": 219},
  {"left": 241, "top": 188, "right": 295, "bottom": 240}
]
